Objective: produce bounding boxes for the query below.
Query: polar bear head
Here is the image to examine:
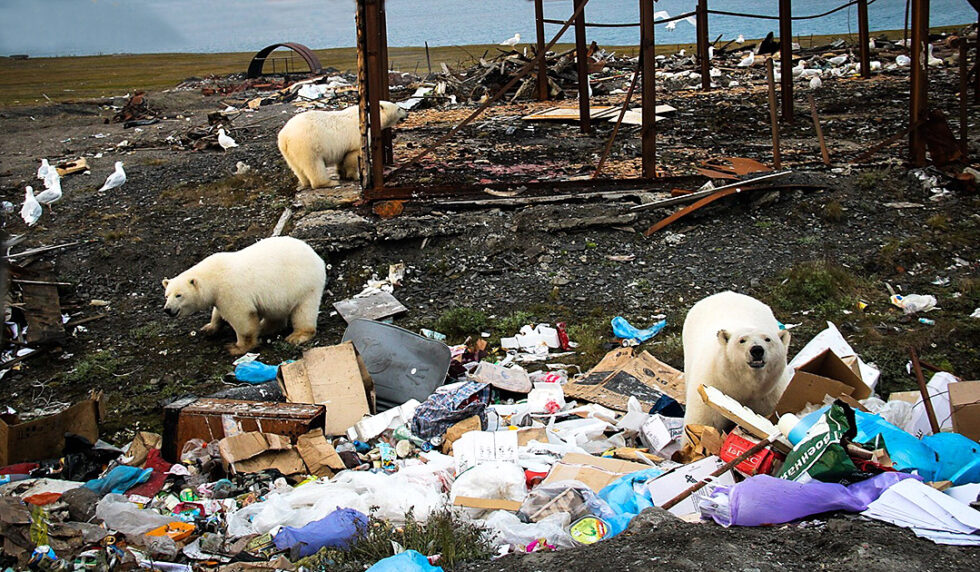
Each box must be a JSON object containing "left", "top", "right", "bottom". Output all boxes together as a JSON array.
[
  {"left": 161, "top": 275, "right": 207, "bottom": 318},
  {"left": 379, "top": 101, "right": 409, "bottom": 128},
  {"left": 717, "top": 327, "right": 790, "bottom": 375}
]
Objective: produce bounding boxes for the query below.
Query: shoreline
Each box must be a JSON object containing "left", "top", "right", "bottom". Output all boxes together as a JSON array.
[{"left": 0, "top": 23, "right": 969, "bottom": 107}]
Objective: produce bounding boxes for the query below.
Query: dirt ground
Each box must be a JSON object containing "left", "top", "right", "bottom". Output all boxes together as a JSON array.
[{"left": 0, "top": 41, "right": 978, "bottom": 569}]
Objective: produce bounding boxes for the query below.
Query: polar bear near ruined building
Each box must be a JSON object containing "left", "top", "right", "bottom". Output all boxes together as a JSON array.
[
  {"left": 162, "top": 237, "right": 326, "bottom": 356},
  {"left": 682, "top": 291, "right": 791, "bottom": 433},
  {"left": 277, "top": 101, "right": 408, "bottom": 189}
]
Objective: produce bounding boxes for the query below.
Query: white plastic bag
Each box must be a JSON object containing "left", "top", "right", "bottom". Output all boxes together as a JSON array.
[
  {"left": 483, "top": 510, "right": 575, "bottom": 549},
  {"left": 450, "top": 462, "right": 527, "bottom": 518},
  {"left": 95, "top": 494, "right": 179, "bottom": 536}
]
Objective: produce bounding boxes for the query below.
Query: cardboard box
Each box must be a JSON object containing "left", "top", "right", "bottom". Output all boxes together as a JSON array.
[
  {"left": 0, "top": 397, "right": 102, "bottom": 466},
  {"left": 775, "top": 349, "right": 871, "bottom": 417},
  {"left": 217, "top": 431, "right": 306, "bottom": 475},
  {"left": 278, "top": 342, "right": 376, "bottom": 436},
  {"left": 296, "top": 431, "right": 347, "bottom": 477},
  {"left": 949, "top": 380, "right": 980, "bottom": 442},
  {"left": 719, "top": 430, "right": 784, "bottom": 476},
  {"left": 563, "top": 348, "right": 685, "bottom": 412},
  {"left": 453, "top": 430, "right": 518, "bottom": 474},
  {"left": 646, "top": 455, "right": 736, "bottom": 516},
  {"left": 161, "top": 398, "right": 325, "bottom": 463},
  {"left": 542, "top": 452, "right": 648, "bottom": 492}
]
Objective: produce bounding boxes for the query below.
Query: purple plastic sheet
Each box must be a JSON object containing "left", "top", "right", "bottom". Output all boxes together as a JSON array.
[
  {"left": 273, "top": 508, "right": 367, "bottom": 558},
  {"left": 703, "top": 472, "right": 918, "bottom": 527}
]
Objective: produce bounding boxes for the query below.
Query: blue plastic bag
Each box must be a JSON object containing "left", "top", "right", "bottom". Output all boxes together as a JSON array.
[
  {"left": 234, "top": 360, "right": 279, "bottom": 384},
  {"left": 597, "top": 467, "right": 666, "bottom": 537},
  {"left": 83, "top": 466, "right": 153, "bottom": 496},
  {"left": 273, "top": 508, "right": 367, "bottom": 558},
  {"left": 367, "top": 550, "right": 443, "bottom": 572},
  {"left": 611, "top": 316, "right": 666, "bottom": 344}
]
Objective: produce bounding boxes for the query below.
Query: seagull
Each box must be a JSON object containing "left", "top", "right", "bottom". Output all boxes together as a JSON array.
[
  {"left": 98, "top": 161, "right": 126, "bottom": 192},
  {"left": 653, "top": 10, "right": 670, "bottom": 21},
  {"left": 666, "top": 15, "right": 697, "bottom": 31},
  {"left": 21, "top": 186, "right": 42, "bottom": 226},
  {"left": 737, "top": 51, "right": 755, "bottom": 67},
  {"left": 736, "top": 34, "right": 745, "bottom": 44},
  {"left": 499, "top": 33, "right": 520, "bottom": 47},
  {"left": 217, "top": 128, "right": 238, "bottom": 151},
  {"left": 792, "top": 60, "right": 806, "bottom": 77},
  {"left": 800, "top": 68, "right": 822, "bottom": 79},
  {"left": 37, "top": 159, "right": 52, "bottom": 180},
  {"left": 828, "top": 54, "right": 848, "bottom": 66},
  {"left": 35, "top": 173, "right": 62, "bottom": 212},
  {"left": 708, "top": 46, "right": 714, "bottom": 60},
  {"left": 809, "top": 76, "right": 822, "bottom": 90},
  {"left": 869, "top": 60, "right": 882, "bottom": 71},
  {"left": 927, "top": 44, "right": 942, "bottom": 67}
]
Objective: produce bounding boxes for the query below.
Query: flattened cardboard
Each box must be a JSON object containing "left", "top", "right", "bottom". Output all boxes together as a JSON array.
[
  {"left": 332, "top": 291, "right": 407, "bottom": 323},
  {"left": 542, "top": 452, "right": 648, "bottom": 492},
  {"left": 949, "top": 381, "right": 980, "bottom": 442},
  {"left": 453, "top": 430, "right": 519, "bottom": 474},
  {"left": 296, "top": 431, "right": 346, "bottom": 477},
  {"left": 564, "top": 349, "right": 684, "bottom": 412},
  {"left": 218, "top": 432, "right": 291, "bottom": 464},
  {"left": 515, "top": 427, "right": 548, "bottom": 446},
  {"left": 452, "top": 496, "right": 522, "bottom": 512},
  {"left": 0, "top": 397, "right": 102, "bottom": 466},
  {"left": 775, "top": 349, "right": 871, "bottom": 417},
  {"left": 441, "top": 416, "right": 482, "bottom": 455},
  {"left": 278, "top": 342, "right": 376, "bottom": 435},
  {"left": 234, "top": 449, "right": 306, "bottom": 475}
]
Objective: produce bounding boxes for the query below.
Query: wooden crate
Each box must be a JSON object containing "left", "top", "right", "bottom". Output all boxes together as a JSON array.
[{"left": 162, "top": 398, "right": 325, "bottom": 462}]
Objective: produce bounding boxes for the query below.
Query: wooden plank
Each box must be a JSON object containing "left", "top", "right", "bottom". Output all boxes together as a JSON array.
[{"left": 630, "top": 171, "right": 791, "bottom": 211}]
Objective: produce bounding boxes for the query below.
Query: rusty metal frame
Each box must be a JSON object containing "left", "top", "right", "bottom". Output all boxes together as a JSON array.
[
  {"left": 909, "top": 0, "right": 929, "bottom": 165},
  {"left": 246, "top": 43, "right": 322, "bottom": 78}
]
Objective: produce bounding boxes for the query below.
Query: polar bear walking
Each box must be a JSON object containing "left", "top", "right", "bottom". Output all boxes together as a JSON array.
[
  {"left": 277, "top": 101, "right": 408, "bottom": 189},
  {"left": 162, "top": 237, "right": 326, "bottom": 356},
  {"left": 682, "top": 291, "right": 791, "bottom": 433}
]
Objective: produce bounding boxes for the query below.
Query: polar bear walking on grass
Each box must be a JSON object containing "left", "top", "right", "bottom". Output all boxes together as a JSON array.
[
  {"left": 162, "top": 237, "right": 326, "bottom": 356},
  {"left": 277, "top": 101, "right": 408, "bottom": 189},
  {"left": 682, "top": 291, "right": 791, "bottom": 433}
]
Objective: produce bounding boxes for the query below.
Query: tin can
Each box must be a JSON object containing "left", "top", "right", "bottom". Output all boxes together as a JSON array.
[{"left": 569, "top": 516, "right": 610, "bottom": 545}]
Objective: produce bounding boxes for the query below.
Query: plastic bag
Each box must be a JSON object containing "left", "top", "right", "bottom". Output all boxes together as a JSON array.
[
  {"left": 861, "top": 397, "right": 914, "bottom": 431},
  {"left": 611, "top": 316, "right": 665, "bottom": 344},
  {"left": 234, "top": 360, "right": 279, "bottom": 384},
  {"left": 518, "top": 481, "right": 619, "bottom": 525},
  {"left": 273, "top": 508, "right": 367, "bottom": 558},
  {"left": 700, "top": 472, "right": 917, "bottom": 527},
  {"left": 84, "top": 466, "right": 153, "bottom": 496},
  {"left": 451, "top": 462, "right": 526, "bottom": 519},
  {"left": 367, "top": 550, "right": 443, "bottom": 572},
  {"left": 483, "top": 510, "right": 576, "bottom": 549},
  {"left": 597, "top": 467, "right": 666, "bottom": 536},
  {"left": 469, "top": 362, "right": 531, "bottom": 393},
  {"left": 96, "top": 494, "right": 179, "bottom": 536}
]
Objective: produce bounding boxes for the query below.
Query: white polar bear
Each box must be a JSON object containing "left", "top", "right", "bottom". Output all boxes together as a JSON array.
[
  {"left": 277, "top": 101, "right": 408, "bottom": 189},
  {"left": 162, "top": 236, "right": 326, "bottom": 356},
  {"left": 682, "top": 291, "right": 791, "bottom": 434}
]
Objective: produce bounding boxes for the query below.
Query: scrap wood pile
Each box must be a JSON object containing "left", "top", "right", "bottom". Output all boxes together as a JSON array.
[{"left": 2, "top": 299, "right": 980, "bottom": 570}]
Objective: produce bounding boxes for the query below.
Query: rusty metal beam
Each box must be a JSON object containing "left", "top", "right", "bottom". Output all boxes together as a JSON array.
[
  {"left": 364, "top": 0, "right": 386, "bottom": 190},
  {"left": 535, "top": 0, "right": 549, "bottom": 101},
  {"left": 976, "top": 11, "right": 979, "bottom": 103},
  {"left": 378, "top": 1, "right": 394, "bottom": 165},
  {"left": 766, "top": 58, "right": 782, "bottom": 168},
  {"left": 779, "top": 0, "right": 794, "bottom": 122},
  {"left": 246, "top": 43, "right": 322, "bottom": 78},
  {"left": 388, "top": 0, "right": 591, "bottom": 179},
  {"left": 640, "top": 0, "right": 657, "bottom": 178},
  {"left": 909, "top": 0, "right": 929, "bottom": 166},
  {"left": 355, "top": 1, "right": 370, "bottom": 187},
  {"left": 858, "top": 0, "right": 871, "bottom": 79},
  {"left": 960, "top": 38, "right": 969, "bottom": 157},
  {"left": 574, "top": 0, "right": 591, "bottom": 133},
  {"left": 697, "top": 0, "right": 710, "bottom": 90}
]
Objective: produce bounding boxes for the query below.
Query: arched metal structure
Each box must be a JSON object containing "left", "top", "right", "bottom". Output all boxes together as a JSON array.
[{"left": 246, "top": 42, "right": 322, "bottom": 78}]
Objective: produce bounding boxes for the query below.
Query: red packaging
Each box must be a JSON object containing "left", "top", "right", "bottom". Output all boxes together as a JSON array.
[
  {"left": 719, "top": 431, "right": 783, "bottom": 476},
  {"left": 556, "top": 322, "right": 571, "bottom": 351}
]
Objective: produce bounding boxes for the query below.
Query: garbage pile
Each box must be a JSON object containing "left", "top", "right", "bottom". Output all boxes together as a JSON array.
[{"left": 2, "top": 312, "right": 980, "bottom": 570}]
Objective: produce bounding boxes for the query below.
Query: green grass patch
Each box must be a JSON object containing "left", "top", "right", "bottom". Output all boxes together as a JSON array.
[
  {"left": 65, "top": 351, "right": 124, "bottom": 384},
  {"left": 768, "top": 260, "right": 868, "bottom": 317},
  {"left": 434, "top": 308, "right": 488, "bottom": 341}
]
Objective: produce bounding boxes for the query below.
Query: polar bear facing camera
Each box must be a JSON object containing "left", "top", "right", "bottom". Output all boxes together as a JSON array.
[
  {"left": 682, "top": 291, "right": 791, "bottom": 434},
  {"left": 162, "top": 236, "right": 326, "bottom": 356},
  {"left": 277, "top": 101, "right": 408, "bottom": 189}
]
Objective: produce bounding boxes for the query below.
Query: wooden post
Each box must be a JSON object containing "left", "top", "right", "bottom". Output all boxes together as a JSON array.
[
  {"left": 909, "top": 347, "right": 941, "bottom": 435},
  {"left": 697, "top": 0, "right": 710, "bottom": 90},
  {"left": 535, "top": 0, "right": 549, "bottom": 100},
  {"left": 858, "top": 0, "right": 871, "bottom": 79},
  {"left": 779, "top": 0, "right": 794, "bottom": 122},
  {"left": 364, "top": 0, "right": 386, "bottom": 189},
  {"left": 355, "top": 0, "right": 371, "bottom": 188},
  {"left": 639, "top": 0, "right": 657, "bottom": 178},
  {"left": 766, "top": 58, "right": 782, "bottom": 169},
  {"left": 909, "top": 0, "right": 929, "bottom": 166},
  {"left": 960, "top": 39, "right": 969, "bottom": 157},
  {"left": 378, "top": 0, "right": 393, "bottom": 165},
  {"left": 808, "top": 93, "right": 830, "bottom": 165},
  {"left": 574, "top": 0, "right": 591, "bottom": 133}
]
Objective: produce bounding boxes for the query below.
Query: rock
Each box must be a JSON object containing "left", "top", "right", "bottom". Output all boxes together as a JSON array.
[
  {"left": 628, "top": 507, "right": 682, "bottom": 532},
  {"left": 63, "top": 486, "right": 101, "bottom": 523}
]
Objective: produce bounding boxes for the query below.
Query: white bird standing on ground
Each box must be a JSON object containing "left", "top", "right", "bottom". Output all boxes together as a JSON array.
[
  {"left": 828, "top": 54, "right": 848, "bottom": 66},
  {"left": 737, "top": 51, "right": 755, "bottom": 67},
  {"left": 98, "top": 161, "right": 126, "bottom": 192},
  {"left": 927, "top": 44, "right": 942, "bottom": 66},
  {"left": 21, "top": 186, "right": 42, "bottom": 226},
  {"left": 499, "top": 33, "right": 520, "bottom": 47},
  {"left": 217, "top": 128, "right": 238, "bottom": 151},
  {"left": 736, "top": 34, "right": 745, "bottom": 44},
  {"left": 35, "top": 173, "right": 63, "bottom": 212},
  {"left": 37, "top": 159, "right": 52, "bottom": 180},
  {"left": 792, "top": 60, "right": 806, "bottom": 76},
  {"left": 809, "top": 76, "right": 822, "bottom": 90}
]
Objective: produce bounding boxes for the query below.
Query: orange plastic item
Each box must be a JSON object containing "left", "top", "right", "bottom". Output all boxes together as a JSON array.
[{"left": 145, "top": 521, "right": 195, "bottom": 542}]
